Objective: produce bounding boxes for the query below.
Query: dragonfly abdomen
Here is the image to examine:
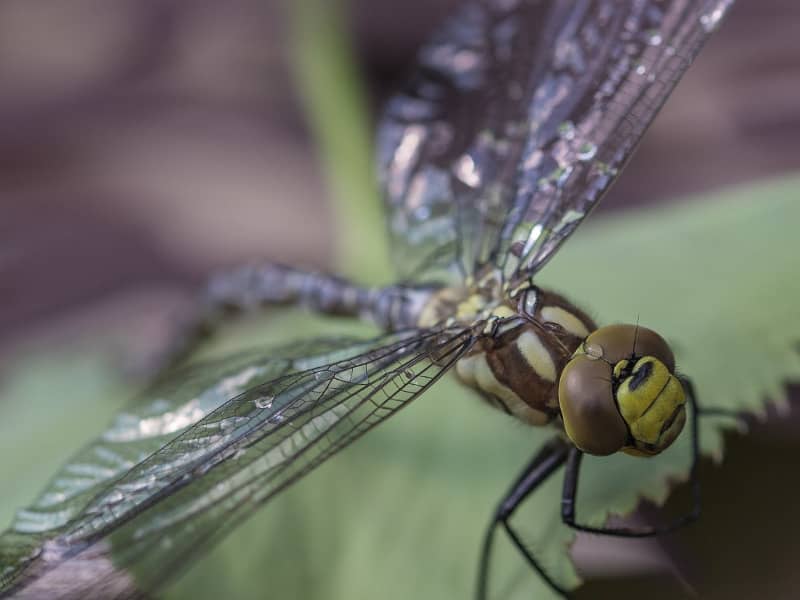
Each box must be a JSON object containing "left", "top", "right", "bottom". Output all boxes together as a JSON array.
[{"left": 200, "top": 264, "right": 436, "bottom": 330}]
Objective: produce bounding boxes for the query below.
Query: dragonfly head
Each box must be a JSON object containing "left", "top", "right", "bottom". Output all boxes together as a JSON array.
[{"left": 558, "top": 324, "right": 687, "bottom": 457}]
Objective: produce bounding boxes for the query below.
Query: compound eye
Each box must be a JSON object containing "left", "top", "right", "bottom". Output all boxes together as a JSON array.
[
  {"left": 559, "top": 324, "right": 687, "bottom": 457},
  {"left": 558, "top": 353, "right": 627, "bottom": 456},
  {"left": 585, "top": 324, "right": 675, "bottom": 371}
]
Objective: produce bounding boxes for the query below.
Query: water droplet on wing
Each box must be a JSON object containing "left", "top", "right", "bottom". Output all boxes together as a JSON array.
[{"left": 254, "top": 396, "right": 274, "bottom": 410}]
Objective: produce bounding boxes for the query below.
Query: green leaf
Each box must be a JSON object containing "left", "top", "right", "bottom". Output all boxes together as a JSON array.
[
  {"left": 3, "top": 176, "right": 797, "bottom": 600},
  {"left": 164, "top": 176, "right": 798, "bottom": 600},
  {"left": 0, "top": 353, "right": 127, "bottom": 531}
]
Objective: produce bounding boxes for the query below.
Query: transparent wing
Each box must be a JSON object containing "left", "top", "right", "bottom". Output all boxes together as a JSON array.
[
  {"left": 0, "top": 327, "right": 475, "bottom": 597},
  {"left": 377, "top": 0, "right": 733, "bottom": 284}
]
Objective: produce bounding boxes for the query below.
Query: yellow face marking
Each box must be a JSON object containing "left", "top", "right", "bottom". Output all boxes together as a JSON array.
[
  {"left": 516, "top": 331, "right": 557, "bottom": 382},
  {"left": 540, "top": 305, "right": 590, "bottom": 338},
  {"left": 615, "top": 356, "right": 686, "bottom": 451},
  {"left": 455, "top": 353, "right": 548, "bottom": 426}
]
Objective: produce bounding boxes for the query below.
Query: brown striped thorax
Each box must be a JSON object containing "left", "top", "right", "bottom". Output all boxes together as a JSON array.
[{"left": 417, "top": 274, "right": 687, "bottom": 458}]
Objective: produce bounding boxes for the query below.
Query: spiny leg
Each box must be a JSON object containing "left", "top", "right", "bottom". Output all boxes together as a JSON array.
[
  {"left": 561, "top": 377, "right": 705, "bottom": 537},
  {"left": 476, "top": 437, "right": 571, "bottom": 600},
  {"left": 147, "top": 262, "right": 431, "bottom": 374}
]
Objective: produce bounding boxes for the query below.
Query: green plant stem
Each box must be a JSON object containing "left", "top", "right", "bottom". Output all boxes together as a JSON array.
[{"left": 288, "top": 0, "right": 390, "bottom": 284}]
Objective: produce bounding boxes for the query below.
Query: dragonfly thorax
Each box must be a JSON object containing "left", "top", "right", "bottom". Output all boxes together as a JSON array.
[
  {"left": 453, "top": 287, "right": 597, "bottom": 427},
  {"left": 453, "top": 293, "right": 689, "bottom": 458}
]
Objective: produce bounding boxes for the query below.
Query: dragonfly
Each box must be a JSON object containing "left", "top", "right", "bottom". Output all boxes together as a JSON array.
[{"left": 0, "top": 0, "right": 738, "bottom": 598}]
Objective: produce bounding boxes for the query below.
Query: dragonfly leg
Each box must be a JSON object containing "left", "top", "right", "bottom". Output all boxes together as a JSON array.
[
  {"left": 682, "top": 376, "right": 748, "bottom": 428},
  {"left": 476, "top": 437, "right": 571, "bottom": 600},
  {"left": 562, "top": 377, "right": 703, "bottom": 537},
  {"left": 148, "top": 263, "right": 433, "bottom": 373}
]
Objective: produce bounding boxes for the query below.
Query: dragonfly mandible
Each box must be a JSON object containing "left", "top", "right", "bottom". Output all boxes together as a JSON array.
[{"left": 0, "top": 1, "right": 737, "bottom": 598}]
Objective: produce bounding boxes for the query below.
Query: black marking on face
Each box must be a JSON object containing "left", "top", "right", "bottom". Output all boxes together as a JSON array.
[{"left": 628, "top": 359, "right": 653, "bottom": 391}]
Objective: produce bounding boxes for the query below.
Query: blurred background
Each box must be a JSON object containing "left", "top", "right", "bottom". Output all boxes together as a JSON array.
[
  {"left": 1, "top": 0, "right": 799, "bottom": 598},
  {"left": 1, "top": 0, "right": 799, "bottom": 356}
]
